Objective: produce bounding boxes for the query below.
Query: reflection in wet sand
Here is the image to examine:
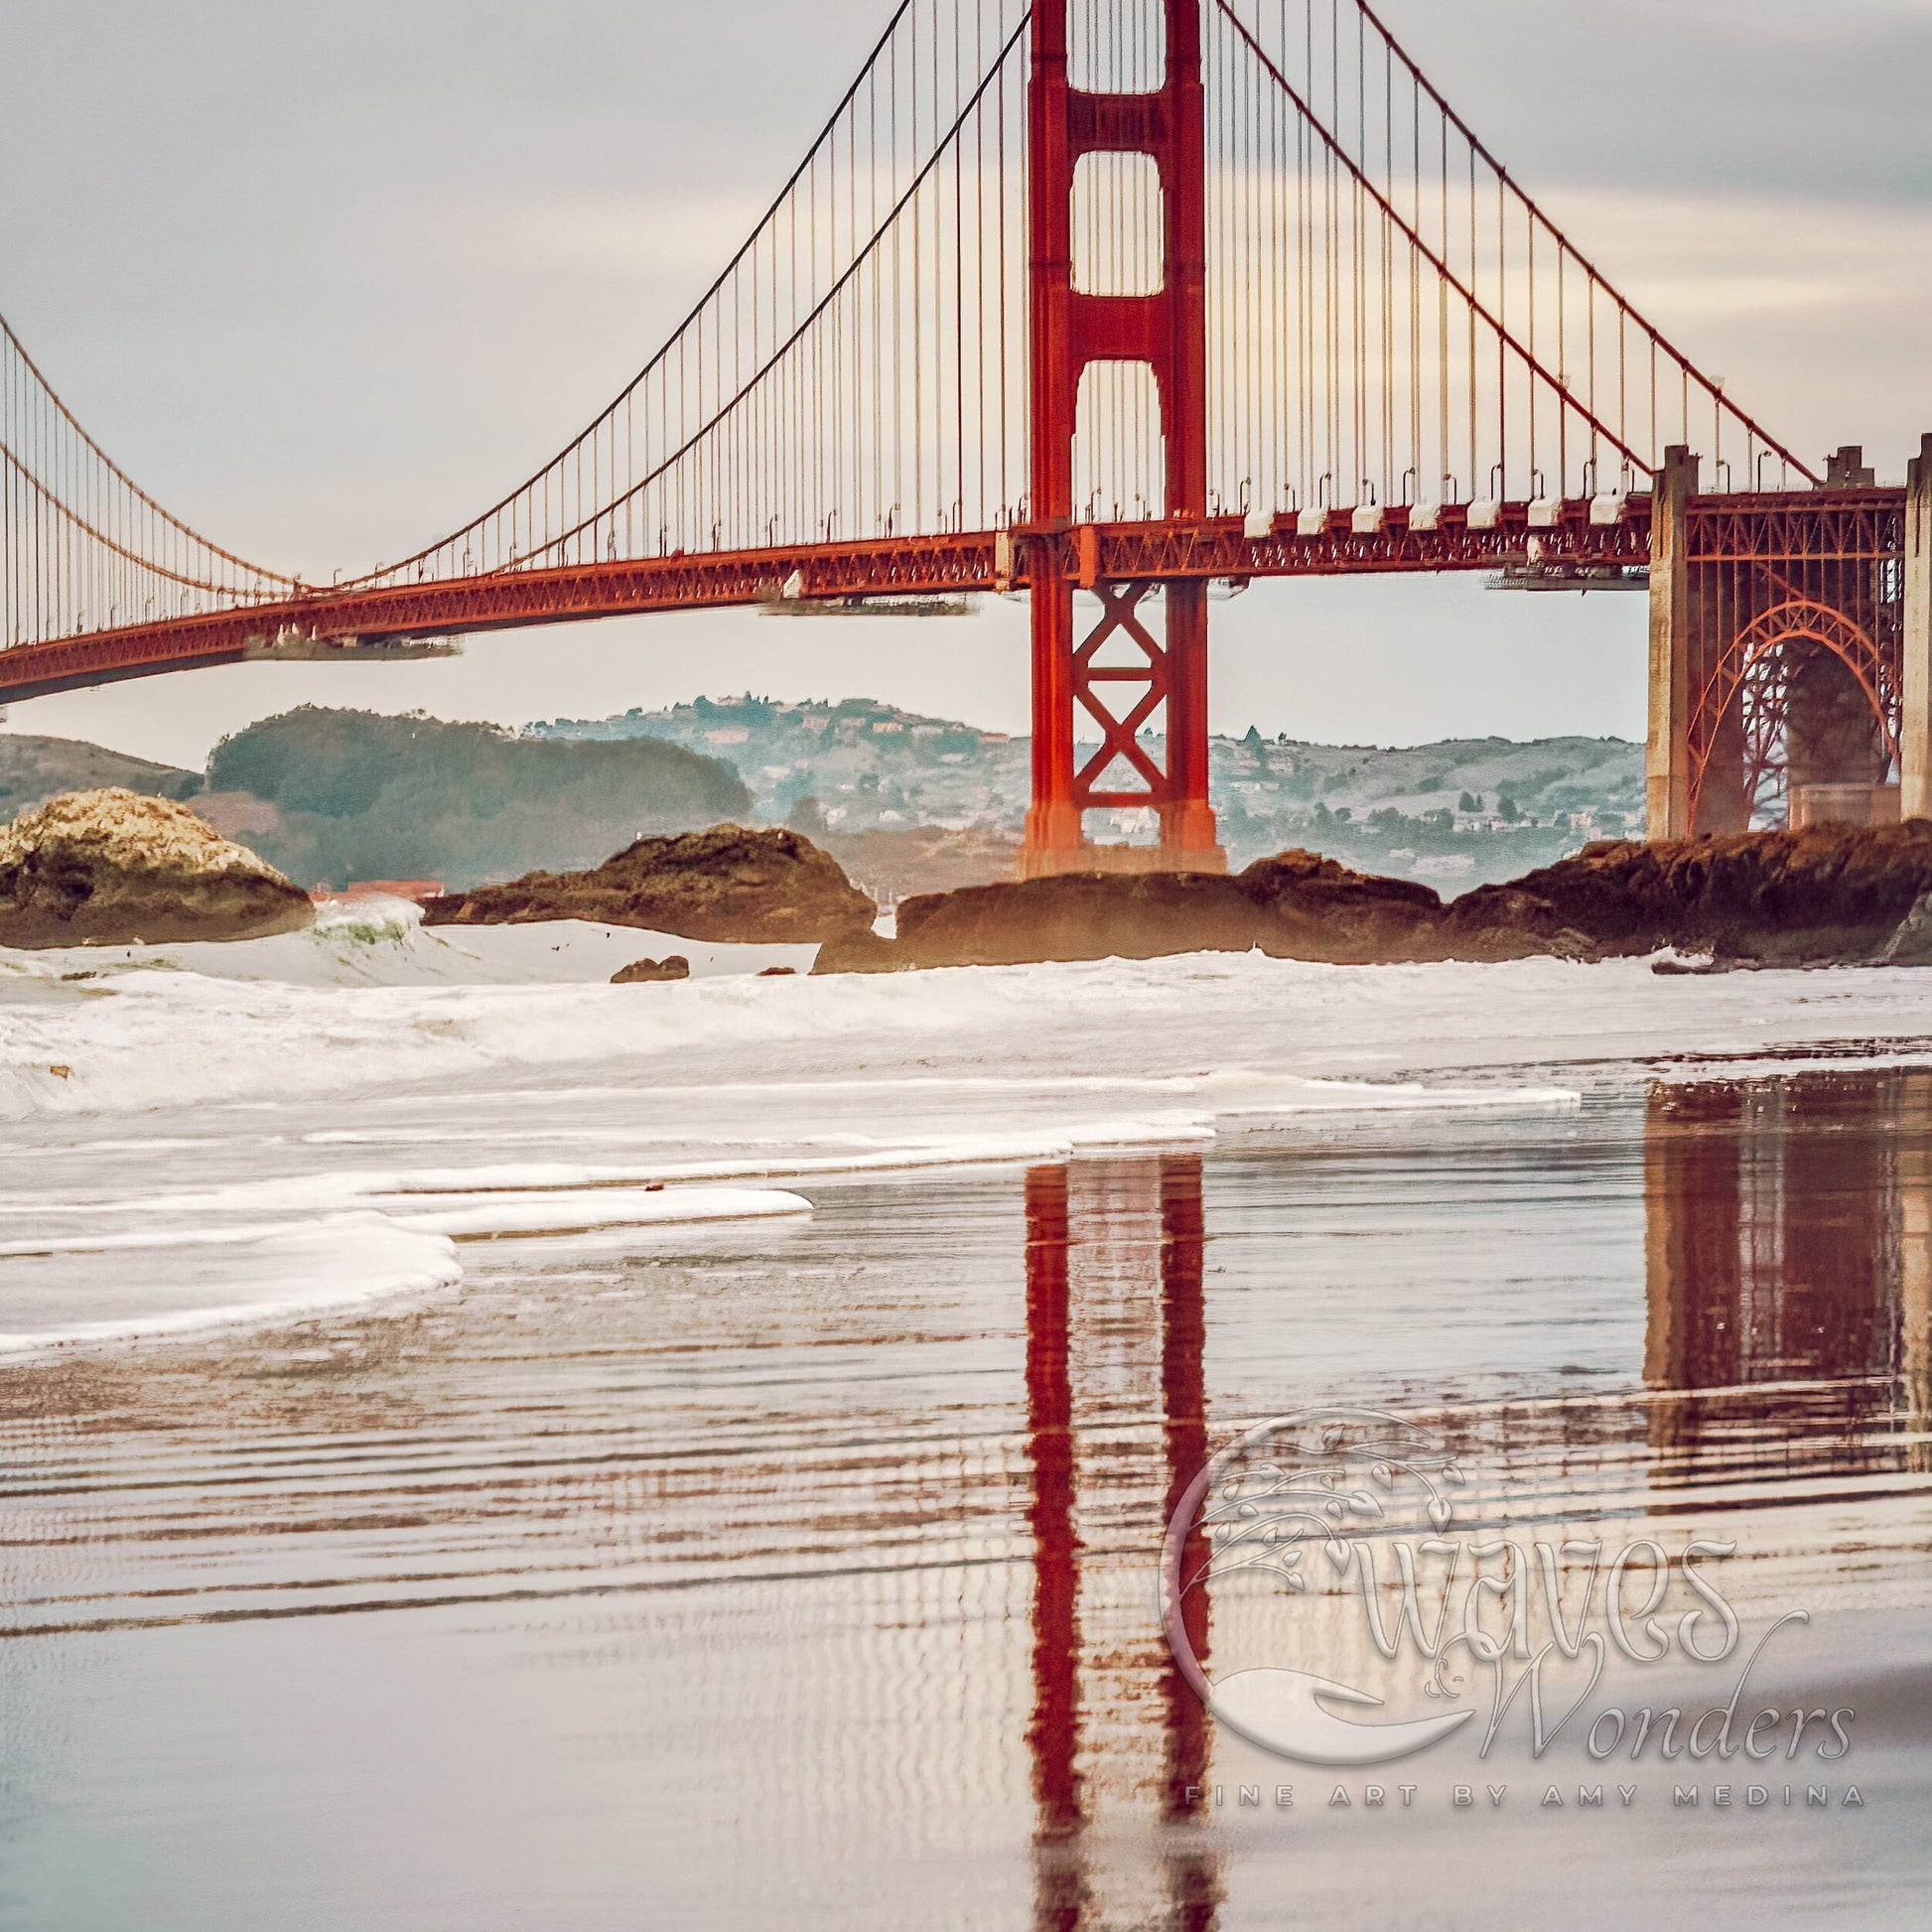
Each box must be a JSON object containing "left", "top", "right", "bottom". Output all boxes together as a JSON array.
[
  {"left": 0, "top": 1075, "right": 1927, "bottom": 1928},
  {"left": 1024, "top": 1165, "right": 1083, "bottom": 1926},
  {"left": 1023, "top": 1160, "right": 1220, "bottom": 1931},
  {"left": 1644, "top": 1071, "right": 1932, "bottom": 1465}
]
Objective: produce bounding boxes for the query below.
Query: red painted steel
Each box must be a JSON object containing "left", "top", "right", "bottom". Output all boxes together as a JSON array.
[
  {"left": 1024, "top": 0, "right": 1219, "bottom": 873},
  {"left": 7, "top": 0, "right": 1879, "bottom": 851},
  {"left": 0, "top": 501, "right": 1674, "bottom": 705},
  {"left": 0, "top": 486, "right": 1908, "bottom": 842},
  {"left": 1679, "top": 490, "right": 1909, "bottom": 829},
  {"left": 0, "top": 535, "right": 1002, "bottom": 702},
  {"left": 1687, "top": 601, "right": 1896, "bottom": 826}
]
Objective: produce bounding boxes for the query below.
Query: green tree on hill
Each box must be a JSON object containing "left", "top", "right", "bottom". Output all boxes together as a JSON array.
[{"left": 207, "top": 707, "right": 752, "bottom": 890}]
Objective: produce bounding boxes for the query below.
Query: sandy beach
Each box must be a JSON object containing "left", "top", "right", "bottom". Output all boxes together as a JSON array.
[{"left": 0, "top": 920, "right": 1926, "bottom": 1926}]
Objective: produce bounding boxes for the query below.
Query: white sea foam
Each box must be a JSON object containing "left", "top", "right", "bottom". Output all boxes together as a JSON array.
[
  {"left": 1646, "top": 1047, "right": 1932, "bottom": 1083},
  {"left": 0, "top": 1183, "right": 814, "bottom": 1251},
  {"left": 7, "top": 936, "right": 1932, "bottom": 1357},
  {"left": 4, "top": 943, "right": 1932, "bottom": 1128},
  {"left": 0, "top": 907, "right": 815, "bottom": 995},
  {"left": 0, "top": 1180, "right": 814, "bottom": 1357},
  {"left": 0, "top": 1217, "right": 462, "bottom": 1358},
  {"left": 386, "top": 1184, "right": 812, "bottom": 1238},
  {"left": 1, "top": 943, "right": 1017, "bottom": 1121}
]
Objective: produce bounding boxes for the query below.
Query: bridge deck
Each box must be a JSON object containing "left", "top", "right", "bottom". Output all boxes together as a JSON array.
[
  {"left": 5, "top": 488, "right": 1901, "bottom": 710},
  {"left": 0, "top": 497, "right": 1664, "bottom": 705}
]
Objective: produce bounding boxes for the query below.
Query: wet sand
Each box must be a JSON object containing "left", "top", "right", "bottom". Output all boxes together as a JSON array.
[{"left": 1, "top": 1068, "right": 1926, "bottom": 1929}]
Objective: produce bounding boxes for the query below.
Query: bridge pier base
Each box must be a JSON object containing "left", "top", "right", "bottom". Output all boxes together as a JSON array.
[
  {"left": 1902, "top": 434, "right": 1932, "bottom": 822},
  {"left": 1645, "top": 447, "right": 1698, "bottom": 841}
]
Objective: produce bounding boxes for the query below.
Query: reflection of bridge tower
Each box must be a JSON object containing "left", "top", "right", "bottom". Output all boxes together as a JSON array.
[
  {"left": 1649, "top": 436, "right": 1932, "bottom": 835},
  {"left": 1024, "top": 1156, "right": 1220, "bottom": 1932},
  {"left": 1642, "top": 1076, "right": 1932, "bottom": 1453}
]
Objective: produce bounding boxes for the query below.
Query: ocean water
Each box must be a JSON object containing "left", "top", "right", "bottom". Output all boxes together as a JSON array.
[
  {"left": 7, "top": 911, "right": 1932, "bottom": 1355},
  {"left": 0, "top": 917, "right": 1927, "bottom": 1927}
]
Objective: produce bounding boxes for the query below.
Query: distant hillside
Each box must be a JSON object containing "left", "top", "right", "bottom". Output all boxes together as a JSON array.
[
  {"left": 1212, "top": 731, "right": 1643, "bottom": 882},
  {"left": 0, "top": 732, "right": 199, "bottom": 818},
  {"left": 4, "top": 700, "right": 1645, "bottom": 899},
  {"left": 531, "top": 694, "right": 1023, "bottom": 828},
  {"left": 818, "top": 823, "right": 1024, "bottom": 906},
  {"left": 204, "top": 707, "right": 752, "bottom": 891},
  {"left": 532, "top": 695, "right": 1643, "bottom": 887}
]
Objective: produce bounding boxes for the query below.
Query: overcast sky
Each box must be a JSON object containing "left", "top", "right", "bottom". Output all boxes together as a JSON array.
[{"left": 4, "top": 0, "right": 1930, "bottom": 769}]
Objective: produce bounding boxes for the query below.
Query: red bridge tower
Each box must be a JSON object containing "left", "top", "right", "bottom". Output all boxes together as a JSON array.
[{"left": 1024, "top": 0, "right": 1223, "bottom": 877}]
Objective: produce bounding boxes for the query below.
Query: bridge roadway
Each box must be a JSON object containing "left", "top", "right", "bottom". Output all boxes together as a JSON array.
[{"left": 0, "top": 493, "right": 1668, "bottom": 704}]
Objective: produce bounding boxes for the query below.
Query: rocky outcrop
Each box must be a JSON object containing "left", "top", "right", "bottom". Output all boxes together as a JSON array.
[
  {"left": 886, "top": 869, "right": 1261, "bottom": 969},
  {"left": 1444, "top": 824, "right": 1932, "bottom": 965},
  {"left": 0, "top": 788, "right": 315, "bottom": 949},
  {"left": 812, "top": 825, "right": 1932, "bottom": 974},
  {"left": 812, "top": 924, "right": 923, "bottom": 974},
  {"left": 611, "top": 954, "right": 690, "bottom": 984},
  {"left": 422, "top": 824, "right": 876, "bottom": 943},
  {"left": 816, "top": 850, "right": 1449, "bottom": 972},
  {"left": 1878, "top": 891, "right": 1932, "bottom": 967},
  {"left": 1240, "top": 850, "right": 1449, "bottom": 963},
  {"left": 1432, "top": 885, "right": 1603, "bottom": 963}
]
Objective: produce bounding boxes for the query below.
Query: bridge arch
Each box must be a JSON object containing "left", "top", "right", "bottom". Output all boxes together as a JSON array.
[{"left": 1689, "top": 600, "right": 1898, "bottom": 829}]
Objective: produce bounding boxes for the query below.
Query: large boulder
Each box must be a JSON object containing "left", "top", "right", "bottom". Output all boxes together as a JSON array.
[
  {"left": 1430, "top": 884, "right": 1603, "bottom": 962},
  {"left": 887, "top": 869, "right": 1259, "bottom": 969},
  {"left": 611, "top": 954, "right": 690, "bottom": 984},
  {"left": 1241, "top": 849, "right": 1447, "bottom": 963},
  {"left": 421, "top": 824, "right": 876, "bottom": 943},
  {"left": 1879, "top": 891, "right": 1932, "bottom": 967},
  {"left": 815, "top": 850, "right": 1442, "bottom": 972},
  {"left": 811, "top": 925, "right": 909, "bottom": 975},
  {"left": 1443, "top": 824, "right": 1932, "bottom": 964},
  {"left": 0, "top": 788, "right": 315, "bottom": 949}
]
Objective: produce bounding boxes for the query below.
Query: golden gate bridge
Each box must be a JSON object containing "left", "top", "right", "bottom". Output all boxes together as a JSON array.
[{"left": 4, "top": 0, "right": 1928, "bottom": 872}]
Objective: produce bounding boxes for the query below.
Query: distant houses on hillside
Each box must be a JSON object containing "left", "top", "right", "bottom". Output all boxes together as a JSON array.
[{"left": 530, "top": 695, "right": 1644, "bottom": 885}]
